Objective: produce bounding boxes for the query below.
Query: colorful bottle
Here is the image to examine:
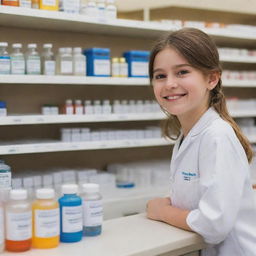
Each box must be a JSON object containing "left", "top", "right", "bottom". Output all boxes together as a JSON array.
[
  {"left": 59, "top": 184, "right": 83, "bottom": 243},
  {"left": 64, "top": 99, "right": 74, "bottom": 115},
  {"left": 31, "top": 0, "right": 39, "bottom": 8},
  {"left": 73, "top": 47, "right": 86, "bottom": 76},
  {"left": 5, "top": 189, "right": 32, "bottom": 252},
  {"left": 0, "top": 42, "right": 11, "bottom": 75},
  {"left": 32, "top": 188, "right": 59, "bottom": 249},
  {"left": 11, "top": 43, "right": 25, "bottom": 75},
  {"left": 26, "top": 44, "right": 41, "bottom": 75},
  {"left": 39, "top": 0, "right": 59, "bottom": 11},
  {"left": 81, "top": 183, "right": 103, "bottom": 236},
  {"left": 74, "top": 99, "right": 83, "bottom": 115},
  {"left": 2, "top": 0, "right": 19, "bottom": 6},
  {"left": 42, "top": 44, "right": 56, "bottom": 76}
]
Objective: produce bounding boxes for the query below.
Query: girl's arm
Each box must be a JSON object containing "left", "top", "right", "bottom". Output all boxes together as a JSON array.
[{"left": 146, "top": 197, "right": 192, "bottom": 231}]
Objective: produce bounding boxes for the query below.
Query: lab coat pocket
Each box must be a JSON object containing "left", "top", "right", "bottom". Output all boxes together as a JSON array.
[{"left": 172, "top": 178, "right": 200, "bottom": 211}]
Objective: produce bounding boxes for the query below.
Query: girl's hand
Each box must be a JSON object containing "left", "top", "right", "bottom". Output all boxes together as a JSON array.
[{"left": 146, "top": 197, "right": 171, "bottom": 221}]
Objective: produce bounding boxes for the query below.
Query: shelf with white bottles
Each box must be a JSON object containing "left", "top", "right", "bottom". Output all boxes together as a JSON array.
[
  {"left": 0, "top": 75, "right": 149, "bottom": 86},
  {"left": 220, "top": 55, "right": 256, "bottom": 63},
  {"left": 0, "top": 138, "right": 173, "bottom": 155},
  {"left": 1, "top": 6, "right": 256, "bottom": 43},
  {"left": 0, "top": 113, "right": 166, "bottom": 126},
  {"left": 229, "top": 110, "right": 256, "bottom": 118},
  {"left": 222, "top": 79, "right": 256, "bottom": 88}
]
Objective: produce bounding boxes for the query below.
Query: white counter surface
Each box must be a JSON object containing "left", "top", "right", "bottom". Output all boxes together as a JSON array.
[{"left": 2, "top": 213, "right": 205, "bottom": 256}]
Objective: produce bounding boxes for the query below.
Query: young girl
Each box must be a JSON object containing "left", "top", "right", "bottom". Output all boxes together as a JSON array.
[{"left": 146, "top": 28, "right": 256, "bottom": 256}]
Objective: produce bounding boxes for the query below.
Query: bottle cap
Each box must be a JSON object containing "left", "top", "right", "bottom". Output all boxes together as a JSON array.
[
  {"left": 112, "top": 57, "right": 119, "bottom": 63},
  {"left": 73, "top": 47, "right": 82, "bottom": 53},
  {"left": 12, "top": 43, "right": 22, "bottom": 48},
  {"left": 10, "top": 189, "right": 27, "bottom": 200},
  {"left": 28, "top": 43, "right": 37, "bottom": 48},
  {"left": 66, "top": 99, "right": 73, "bottom": 104},
  {"left": 0, "top": 101, "right": 6, "bottom": 108},
  {"left": 43, "top": 43, "right": 53, "bottom": 48},
  {"left": 36, "top": 188, "right": 55, "bottom": 199},
  {"left": 75, "top": 99, "right": 82, "bottom": 105},
  {"left": 82, "top": 183, "right": 99, "bottom": 193},
  {"left": 119, "top": 57, "right": 126, "bottom": 63},
  {"left": 62, "top": 184, "right": 78, "bottom": 194},
  {"left": 0, "top": 42, "right": 8, "bottom": 47},
  {"left": 66, "top": 47, "right": 72, "bottom": 53}
]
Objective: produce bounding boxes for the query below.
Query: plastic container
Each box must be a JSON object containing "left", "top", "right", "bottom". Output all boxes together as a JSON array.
[
  {"left": 42, "top": 44, "right": 56, "bottom": 75},
  {"left": 84, "top": 0, "right": 97, "bottom": 16},
  {"left": 74, "top": 99, "right": 83, "bottom": 115},
  {"left": 83, "top": 48, "right": 110, "bottom": 77},
  {"left": 123, "top": 50, "right": 150, "bottom": 77},
  {"left": 119, "top": 57, "right": 128, "bottom": 77},
  {"left": 20, "top": 0, "right": 31, "bottom": 8},
  {"left": 64, "top": 99, "right": 74, "bottom": 115},
  {"left": 32, "top": 188, "right": 59, "bottom": 249},
  {"left": 11, "top": 43, "right": 25, "bottom": 75},
  {"left": 59, "top": 0, "right": 80, "bottom": 14},
  {"left": 39, "top": 0, "right": 58, "bottom": 11},
  {"left": 111, "top": 57, "right": 119, "bottom": 77},
  {"left": 0, "top": 101, "right": 7, "bottom": 116},
  {"left": 26, "top": 44, "right": 41, "bottom": 75},
  {"left": 0, "top": 42, "right": 11, "bottom": 75},
  {"left": 81, "top": 183, "right": 103, "bottom": 236},
  {"left": 73, "top": 47, "right": 86, "bottom": 76},
  {"left": 106, "top": 0, "right": 117, "bottom": 19},
  {"left": 57, "top": 48, "right": 73, "bottom": 75},
  {"left": 5, "top": 189, "right": 32, "bottom": 252},
  {"left": 59, "top": 184, "right": 83, "bottom": 243},
  {"left": 32, "top": 0, "right": 39, "bottom": 8}
]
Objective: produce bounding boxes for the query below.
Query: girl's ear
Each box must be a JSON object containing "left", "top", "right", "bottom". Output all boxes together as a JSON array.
[{"left": 207, "top": 72, "right": 220, "bottom": 90}]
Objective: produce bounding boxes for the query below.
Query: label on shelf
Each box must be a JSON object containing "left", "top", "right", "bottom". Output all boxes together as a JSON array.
[
  {"left": 62, "top": 205, "right": 83, "bottom": 233},
  {"left": 35, "top": 209, "right": 60, "bottom": 238},
  {"left": 83, "top": 200, "right": 103, "bottom": 226},
  {"left": 94, "top": 60, "right": 110, "bottom": 76},
  {"left": 131, "top": 62, "right": 148, "bottom": 77},
  {"left": 6, "top": 211, "right": 32, "bottom": 241}
]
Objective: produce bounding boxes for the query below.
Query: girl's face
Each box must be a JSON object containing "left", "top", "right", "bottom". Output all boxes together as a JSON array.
[{"left": 152, "top": 47, "right": 214, "bottom": 122}]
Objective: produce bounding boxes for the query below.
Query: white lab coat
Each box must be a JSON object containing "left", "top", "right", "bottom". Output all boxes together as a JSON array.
[{"left": 170, "top": 107, "right": 256, "bottom": 256}]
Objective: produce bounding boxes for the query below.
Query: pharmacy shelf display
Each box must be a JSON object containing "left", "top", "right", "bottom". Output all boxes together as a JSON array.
[{"left": 0, "top": 138, "right": 173, "bottom": 155}]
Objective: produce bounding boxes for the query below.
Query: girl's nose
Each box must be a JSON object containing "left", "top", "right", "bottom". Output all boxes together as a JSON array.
[{"left": 165, "top": 76, "right": 178, "bottom": 89}]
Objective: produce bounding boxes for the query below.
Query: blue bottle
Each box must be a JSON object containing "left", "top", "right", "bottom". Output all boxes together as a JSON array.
[
  {"left": 59, "top": 184, "right": 83, "bottom": 243},
  {"left": 81, "top": 183, "right": 103, "bottom": 236}
]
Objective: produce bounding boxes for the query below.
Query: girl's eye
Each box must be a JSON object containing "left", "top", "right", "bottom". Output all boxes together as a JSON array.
[
  {"left": 154, "top": 74, "right": 166, "bottom": 80},
  {"left": 177, "top": 70, "right": 189, "bottom": 76}
]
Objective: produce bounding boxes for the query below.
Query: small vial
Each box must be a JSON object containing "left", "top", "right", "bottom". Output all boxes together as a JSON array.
[
  {"left": 0, "top": 42, "right": 11, "bottom": 75},
  {"left": 19, "top": 0, "right": 32, "bottom": 8},
  {"left": 93, "top": 100, "right": 102, "bottom": 114},
  {"left": 23, "top": 177, "right": 34, "bottom": 199},
  {"left": 128, "top": 100, "right": 136, "bottom": 113},
  {"left": 32, "top": 0, "right": 39, "bottom": 8},
  {"left": 61, "top": 128, "right": 72, "bottom": 142},
  {"left": 106, "top": 0, "right": 117, "bottom": 19},
  {"left": 2, "top": 0, "right": 19, "bottom": 6},
  {"left": 64, "top": 99, "right": 74, "bottom": 115},
  {"left": 59, "top": 184, "right": 83, "bottom": 243},
  {"left": 11, "top": 43, "right": 25, "bottom": 75},
  {"left": 102, "top": 100, "right": 112, "bottom": 114},
  {"left": 73, "top": 47, "right": 86, "bottom": 76},
  {"left": 119, "top": 57, "right": 128, "bottom": 77},
  {"left": 136, "top": 100, "right": 144, "bottom": 113},
  {"left": 0, "top": 101, "right": 7, "bottom": 116},
  {"left": 111, "top": 57, "right": 120, "bottom": 77},
  {"left": 33, "top": 175, "right": 42, "bottom": 190},
  {"left": 42, "top": 174, "right": 53, "bottom": 188},
  {"left": 74, "top": 99, "right": 83, "bottom": 115},
  {"left": 57, "top": 48, "right": 73, "bottom": 76},
  {"left": 84, "top": 0, "right": 97, "bottom": 16},
  {"left": 71, "top": 128, "right": 81, "bottom": 142},
  {"left": 84, "top": 100, "right": 93, "bottom": 115},
  {"left": 12, "top": 178, "right": 22, "bottom": 189},
  {"left": 5, "top": 189, "right": 32, "bottom": 252},
  {"left": 121, "top": 100, "right": 128, "bottom": 113},
  {"left": 42, "top": 44, "right": 56, "bottom": 76},
  {"left": 26, "top": 44, "right": 41, "bottom": 75},
  {"left": 53, "top": 172, "right": 62, "bottom": 196},
  {"left": 113, "top": 100, "right": 121, "bottom": 114},
  {"left": 81, "top": 183, "right": 103, "bottom": 236},
  {"left": 97, "top": 0, "right": 106, "bottom": 20}
]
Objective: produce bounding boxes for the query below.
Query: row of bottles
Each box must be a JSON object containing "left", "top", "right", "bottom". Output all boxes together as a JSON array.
[
  {"left": 0, "top": 0, "right": 117, "bottom": 19},
  {"left": 0, "top": 183, "right": 102, "bottom": 253}
]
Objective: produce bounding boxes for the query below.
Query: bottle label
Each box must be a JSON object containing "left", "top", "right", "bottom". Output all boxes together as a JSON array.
[
  {"left": 120, "top": 63, "right": 128, "bottom": 77},
  {"left": 65, "top": 106, "right": 74, "bottom": 115},
  {"left": 43, "top": 0, "right": 56, "bottom": 6},
  {"left": 27, "top": 59, "right": 41, "bottom": 74},
  {"left": 0, "top": 172, "right": 11, "bottom": 189},
  {"left": 0, "top": 109, "right": 7, "bottom": 116},
  {"left": 19, "top": 0, "right": 32, "bottom": 8},
  {"left": 62, "top": 205, "right": 83, "bottom": 233},
  {"left": 6, "top": 211, "right": 32, "bottom": 241},
  {"left": 0, "top": 57, "right": 11, "bottom": 74},
  {"left": 83, "top": 200, "right": 103, "bottom": 227},
  {"left": 131, "top": 61, "right": 148, "bottom": 77},
  {"left": 44, "top": 60, "right": 56, "bottom": 75},
  {"left": 0, "top": 208, "right": 4, "bottom": 244},
  {"left": 75, "top": 106, "right": 83, "bottom": 115},
  {"left": 111, "top": 63, "right": 120, "bottom": 77},
  {"left": 11, "top": 59, "right": 25, "bottom": 75},
  {"left": 60, "top": 61, "right": 72, "bottom": 74},
  {"left": 94, "top": 59, "right": 110, "bottom": 76},
  {"left": 74, "top": 60, "right": 85, "bottom": 75},
  {"left": 35, "top": 209, "right": 60, "bottom": 238},
  {"left": 62, "top": 0, "right": 80, "bottom": 13}
]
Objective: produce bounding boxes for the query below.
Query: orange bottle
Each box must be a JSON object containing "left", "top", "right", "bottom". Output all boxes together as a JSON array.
[
  {"left": 32, "top": 188, "right": 59, "bottom": 249},
  {"left": 2, "top": 0, "right": 19, "bottom": 6},
  {"left": 39, "top": 0, "right": 59, "bottom": 11}
]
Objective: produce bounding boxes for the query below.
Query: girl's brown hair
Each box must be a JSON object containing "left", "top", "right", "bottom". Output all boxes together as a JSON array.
[{"left": 149, "top": 27, "right": 253, "bottom": 163}]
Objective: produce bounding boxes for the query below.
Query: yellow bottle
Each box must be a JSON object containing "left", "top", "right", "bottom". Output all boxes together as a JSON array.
[
  {"left": 39, "top": 0, "right": 59, "bottom": 11},
  {"left": 32, "top": 188, "right": 59, "bottom": 249}
]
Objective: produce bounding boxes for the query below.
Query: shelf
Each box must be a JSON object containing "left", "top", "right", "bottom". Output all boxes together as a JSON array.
[
  {"left": 0, "top": 138, "right": 173, "bottom": 155},
  {"left": 220, "top": 55, "right": 256, "bottom": 64},
  {"left": 229, "top": 110, "right": 256, "bottom": 118},
  {"left": 222, "top": 79, "right": 256, "bottom": 88},
  {"left": 0, "top": 75, "right": 149, "bottom": 86},
  {"left": 0, "top": 113, "right": 165, "bottom": 126},
  {"left": 1, "top": 6, "right": 256, "bottom": 43}
]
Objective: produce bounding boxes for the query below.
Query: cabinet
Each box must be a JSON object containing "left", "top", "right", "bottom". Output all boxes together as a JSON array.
[{"left": 0, "top": 5, "right": 255, "bottom": 208}]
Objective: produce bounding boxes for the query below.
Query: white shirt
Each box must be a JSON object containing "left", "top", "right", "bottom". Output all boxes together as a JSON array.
[{"left": 170, "top": 107, "right": 256, "bottom": 256}]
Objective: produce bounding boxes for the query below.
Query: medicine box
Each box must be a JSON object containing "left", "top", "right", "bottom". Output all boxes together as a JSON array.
[
  {"left": 123, "top": 50, "right": 150, "bottom": 78},
  {"left": 83, "top": 48, "right": 111, "bottom": 77}
]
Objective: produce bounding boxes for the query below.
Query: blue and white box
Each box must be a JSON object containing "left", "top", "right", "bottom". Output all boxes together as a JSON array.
[
  {"left": 83, "top": 48, "right": 111, "bottom": 77},
  {"left": 123, "top": 50, "right": 150, "bottom": 77}
]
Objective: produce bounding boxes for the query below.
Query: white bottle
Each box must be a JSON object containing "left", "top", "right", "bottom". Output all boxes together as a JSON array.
[
  {"left": 93, "top": 100, "right": 102, "bottom": 114},
  {"left": 26, "top": 44, "right": 41, "bottom": 75},
  {"left": 11, "top": 43, "right": 25, "bottom": 75},
  {"left": 19, "top": 0, "right": 32, "bottom": 8},
  {"left": 74, "top": 99, "right": 83, "bottom": 115},
  {"left": 102, "top": 100, "right": 112, "bottom": 114},
  {"left": 65, "top": 99, "right": 74, "bottom": 115},
  {"left": 23, "top": 176, "right": 34, "bottom": 199},
  {"left": 73, "top": 47, "right": 86, "bottom": 76},
  {"left": 5, "top": 190, "right": 32, "bottom": 246},
  {"left": 111, "top": 57, "right": 119, "bottom": 77},
  {"left": 97, "top": 0, "right": 106, "bottom": 20},
  {"left": 106, "top": 0, "right": 117, "bottom": 19},
  {"left": 0, "top": 42, "right": 11, "bottom": 75},
  {"left": 42, "top": 174, "right": 53, "bottom": 188},
  {"left": 119, "top": 57, "right": 128, "bottom": 77},
  {"left": 58, "top": 48, "right": 73, "bottom": 75},
  {"left": 42, "top": 44, "right": 56, "bottom": 76},
  {"left": 84, "top": 100, "right": 93, "bottom": 115},
  {"left": 113, "top": 100, "right": 121, "bottom": 114},
  {"left": 85, "top": 0, "right": 97, "bottom": 17}
]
